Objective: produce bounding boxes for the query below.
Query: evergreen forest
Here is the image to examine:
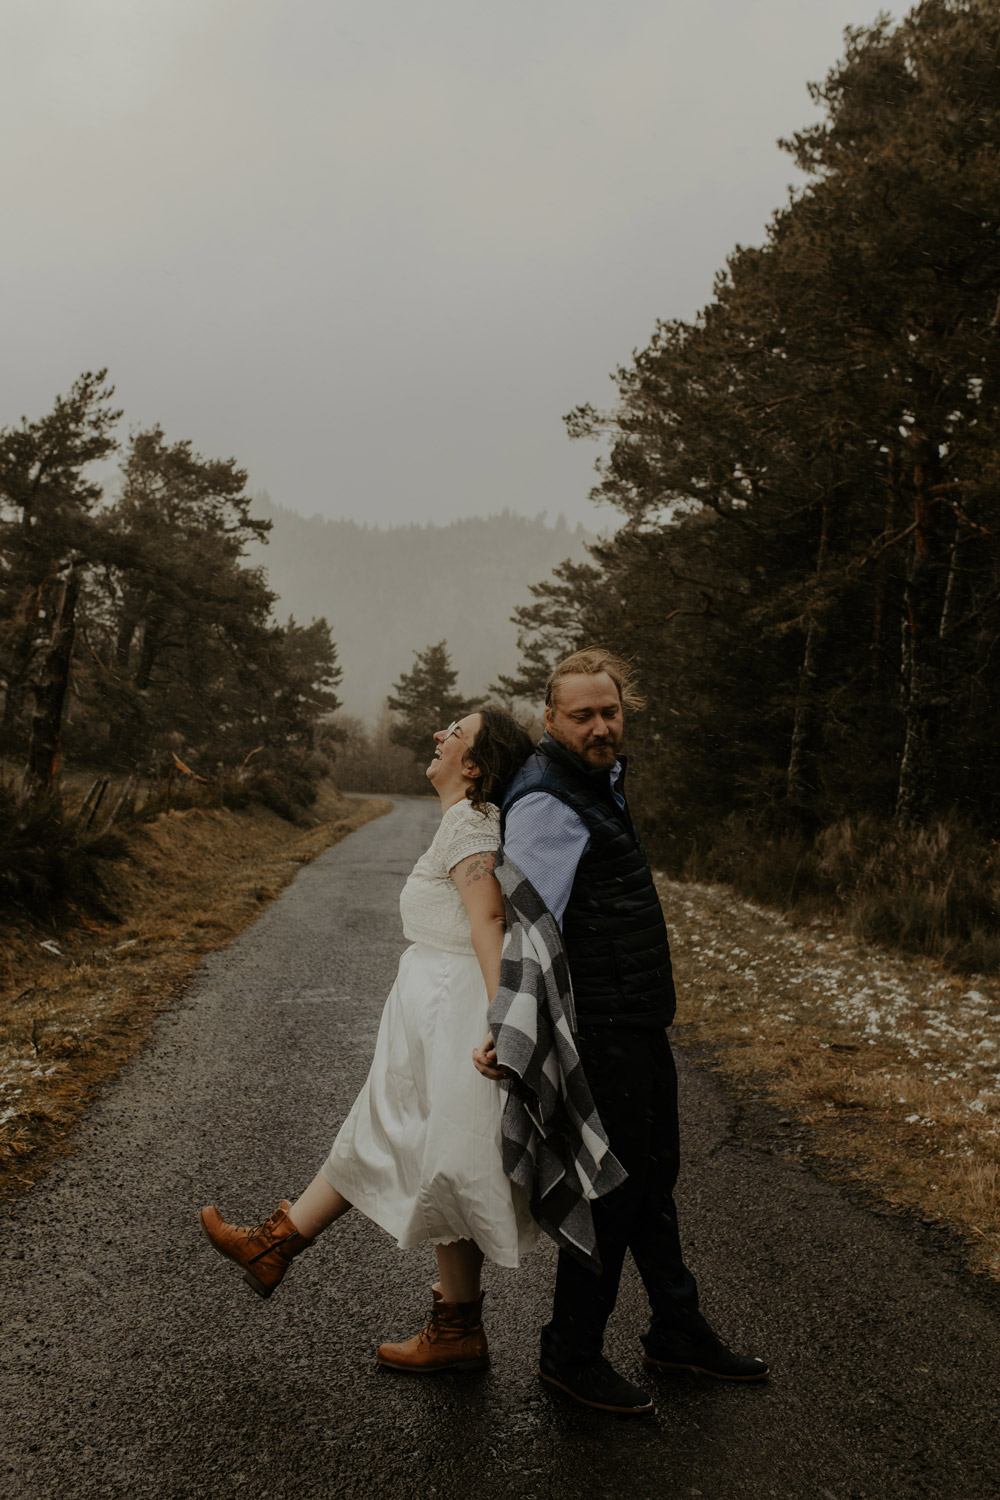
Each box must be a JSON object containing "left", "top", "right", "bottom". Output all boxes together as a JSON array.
[
  {"left": 498, "top": 1, "right": 1000, "bottom": 966},
  {"left": 0, "top": 375, "right": 342, "bottom": 910}
]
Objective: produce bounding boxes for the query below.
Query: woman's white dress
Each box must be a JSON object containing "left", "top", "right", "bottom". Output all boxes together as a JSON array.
[{"left": 321, "top": 799, "right": 537, "bottom": 1267}]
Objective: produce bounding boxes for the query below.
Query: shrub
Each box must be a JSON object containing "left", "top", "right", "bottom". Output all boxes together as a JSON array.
[
  {"left": 817, "top": 818, "right": 1000, "bottom": 963},
  {"left": 0, "top": 780, "right": 127, "bottom": 921},
  {"left": 327, "top": 713, "right": 429, "bottom": 795},
  {"left": 241, "top": 746, "right": 333, "bottom": 824},
  {"left": 139, "top": 746, "right": 334, "bottom": 826},
  {"left": 685, "top": 816, "right": 821, "bottom": 906},
  {"left": 684, "top": 811, "right": 1000, "bottom": 973}
]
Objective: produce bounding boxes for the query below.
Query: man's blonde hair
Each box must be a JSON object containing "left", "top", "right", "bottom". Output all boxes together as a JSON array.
[{"left": 545, "top": 647, "right": 645, "bottom": 713}]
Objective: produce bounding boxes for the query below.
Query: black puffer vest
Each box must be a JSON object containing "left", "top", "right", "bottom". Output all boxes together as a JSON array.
[{"left": 501, "top": 735, "right": 676, "bottom": 1028}]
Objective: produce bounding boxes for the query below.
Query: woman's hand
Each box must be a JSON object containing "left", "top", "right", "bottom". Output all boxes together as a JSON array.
[{"left": 473, "top": 1031, "right": 509, "bottom": 1081}]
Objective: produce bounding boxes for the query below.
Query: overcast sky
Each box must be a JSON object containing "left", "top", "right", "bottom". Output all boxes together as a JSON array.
[{"left": 3, "top": 0, "right": 877, "bottom": 529}]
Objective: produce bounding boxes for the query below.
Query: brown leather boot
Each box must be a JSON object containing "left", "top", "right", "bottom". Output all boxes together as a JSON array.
[
  {"left": 376, "top": 1290, "right": 489, "bottom": 1373},
  {"left": 198, "top": 1199, "right": 313, "bottom": 1298}
]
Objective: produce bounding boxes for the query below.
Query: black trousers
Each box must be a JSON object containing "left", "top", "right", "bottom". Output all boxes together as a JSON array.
[{"left": 544, "top": 1028, "right": 699, "bottom": 1361}]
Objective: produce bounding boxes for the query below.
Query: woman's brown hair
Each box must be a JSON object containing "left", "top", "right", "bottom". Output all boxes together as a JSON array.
[{"left": 464, "top": 705, "right": 533, "bottom": 813}]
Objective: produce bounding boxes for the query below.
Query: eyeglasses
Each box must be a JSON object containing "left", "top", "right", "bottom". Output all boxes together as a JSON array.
[{"left": 440, "top": 720, "right": 464, "bottom": 743}]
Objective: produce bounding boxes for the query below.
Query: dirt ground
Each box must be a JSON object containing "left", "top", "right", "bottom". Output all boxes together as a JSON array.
[{"left": 661, "top": 874, "right": 1000, "bottom": 1278}]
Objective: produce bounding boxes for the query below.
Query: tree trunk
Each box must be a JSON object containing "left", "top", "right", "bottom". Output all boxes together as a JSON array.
[
  {"left": 20, "top": 563, "right": 82, "bottom": 805},
  {"left": 937, "top": 515, "right": 962, "bottom": 642},
  {"left": 115, "top": 607, "right": 139, "bottom": 670},
  {"left": 135, "top": 609, "right": 163, "bottom": 692},
  {"left": 1, "top": 581, "right": 46, "bottom": 734},
  {"left": 786, "top": 497, "right": 831, "bottom": 812},
  {"left": 870, "top": 449, "right": 902, "bottom": 687},
  {"left": 895, "top": 428, "right": 948, "bottom": 823}
]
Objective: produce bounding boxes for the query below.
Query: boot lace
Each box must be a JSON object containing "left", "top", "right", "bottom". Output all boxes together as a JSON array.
[
  {"left": 416, "top": 1306, "right": 443, "bottom": 1347},
  {"left": 235, "top": 1213, "right": 300, "bottom": 1265}
]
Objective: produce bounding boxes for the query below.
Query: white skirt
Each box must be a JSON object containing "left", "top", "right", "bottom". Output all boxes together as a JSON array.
[{"left": 321, "top": 943, "right": 538, "bottom": 1268}]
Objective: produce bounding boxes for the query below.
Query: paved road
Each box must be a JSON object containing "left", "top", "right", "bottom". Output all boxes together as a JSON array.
[{"left": 2, "top": 799, "right": 999, "bottom": 1500}]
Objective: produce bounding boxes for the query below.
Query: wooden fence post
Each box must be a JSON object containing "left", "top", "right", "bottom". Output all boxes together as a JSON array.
[
  {"left": 73, "top": 777, "right": 110, "bottom": 834},
  {"left": 107, "top": 774, "right": 138, "bottom": 828}
]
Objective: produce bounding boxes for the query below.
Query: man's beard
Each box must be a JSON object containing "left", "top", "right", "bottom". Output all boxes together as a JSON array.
[
  {"left": 548, "top": 722, "right": 624, "bottom": 768},
  {"left": 580, "top": 738, "right": 620, "bottom": 768}
]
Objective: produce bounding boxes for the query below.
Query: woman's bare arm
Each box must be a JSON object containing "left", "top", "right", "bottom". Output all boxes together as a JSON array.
[
  {"left": 451, "top": 850, "right": 506, "bottom": 999},
  {"left": 451, "top": 851, "right": 510, "bottom": 1080}
]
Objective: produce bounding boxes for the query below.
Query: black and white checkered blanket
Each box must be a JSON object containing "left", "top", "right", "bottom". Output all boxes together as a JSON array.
[{"left": 487, "top": 855, "right": 627, "bottom": 1272}]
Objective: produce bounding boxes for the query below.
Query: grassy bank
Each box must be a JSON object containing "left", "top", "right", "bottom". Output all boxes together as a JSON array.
[
  {"left": 684, "top": 815, "right": 1000, "bottom": 975},
  {"left": 663, "top": 875, "right": 1000, "bottom": 1279},
  {"left": 0, "top": 786, "right": 390, "bottom": 1199}
]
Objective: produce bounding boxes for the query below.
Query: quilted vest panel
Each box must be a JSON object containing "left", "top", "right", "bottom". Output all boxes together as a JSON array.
[{"left": 502, "top": 735, "right": 676, "bottom": 1028}]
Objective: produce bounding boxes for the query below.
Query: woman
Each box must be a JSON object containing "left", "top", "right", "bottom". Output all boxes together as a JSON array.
[{"left": 199, "top": 705, "right": 537, "bottom": 1372}]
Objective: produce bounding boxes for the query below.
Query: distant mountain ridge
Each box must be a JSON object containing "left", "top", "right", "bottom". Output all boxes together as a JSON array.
[{"left": 247, "top": 498, "right": 595, "bottom": 720}]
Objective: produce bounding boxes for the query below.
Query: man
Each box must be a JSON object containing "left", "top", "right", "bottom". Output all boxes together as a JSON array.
[{"left": 476, "top": 647, "right": 768, "bottom": 1414}]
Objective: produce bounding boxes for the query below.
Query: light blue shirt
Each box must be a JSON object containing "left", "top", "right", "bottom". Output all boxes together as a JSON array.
[{"left": 503, "top": 761, "right": 625, "bottom": 928}]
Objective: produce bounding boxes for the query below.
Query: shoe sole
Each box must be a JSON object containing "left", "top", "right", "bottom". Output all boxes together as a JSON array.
[
  {"left": 641, "top": 1354, "right": 769, "bottom": 1381},
  {"left": 376, "top": 1354, "right": 489, "bottom": 1373},
  {"left": 538, "top": 1368, "right": 654, "bottom": 1414},
  {"left": 198, "top": 1210, "right": 275, "bottom": 1300}
]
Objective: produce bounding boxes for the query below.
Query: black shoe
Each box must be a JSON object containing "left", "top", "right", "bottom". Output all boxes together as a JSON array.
[
  {"left": 539, "top": 1352, "right": 654, "bottom": 1414},
  {"left": 641, "top": 1315, "right": 769, "bottom": 1381}
]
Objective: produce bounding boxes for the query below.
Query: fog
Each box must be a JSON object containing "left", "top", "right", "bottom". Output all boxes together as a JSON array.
[{"left": 3, "top": 0, "right": 869, "bottom": 528}]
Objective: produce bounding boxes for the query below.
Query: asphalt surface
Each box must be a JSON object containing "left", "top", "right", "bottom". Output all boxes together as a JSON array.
[{"left": 2, "top": 798, "right": 999, "bottom": 1500}]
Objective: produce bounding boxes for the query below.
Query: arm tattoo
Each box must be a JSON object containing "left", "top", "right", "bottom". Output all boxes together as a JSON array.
[{"left": 462, "top": 851, "right": 495, "bottom": 885}]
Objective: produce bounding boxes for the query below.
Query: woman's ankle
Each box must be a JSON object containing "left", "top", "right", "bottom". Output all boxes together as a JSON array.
[
  {"left": 434, "top": 1239, "right": 485, "bottom": 1304},
  {"left": 288, "top": 1172, "right": 351, "bottom": 1238}
]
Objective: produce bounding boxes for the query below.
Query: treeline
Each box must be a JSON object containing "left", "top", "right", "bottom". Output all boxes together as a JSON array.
[
  {"left": 1, "top": 373, "right": 341, "bottom": 912},
  {"left": 246, "top": 498, "right": 593, "bottom": 721},
  {"left": 501, "top": 1, "right": 1000, "bottom": 967}
]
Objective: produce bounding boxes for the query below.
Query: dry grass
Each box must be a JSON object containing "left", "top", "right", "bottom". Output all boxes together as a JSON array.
[
  {"left": 0, "top": 786, "right": 390, "bottom": 1199},
  {"left": 686, "top": 814, "right": 1000, "bottom": 973},
  {"left": 660, "top": 876, "right": 1000, "bottom": 1279}
]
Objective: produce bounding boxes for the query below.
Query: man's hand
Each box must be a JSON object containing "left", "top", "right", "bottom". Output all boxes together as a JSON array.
[{"left": 472, "top": 1031, "right": 510, "bottom": 1081}]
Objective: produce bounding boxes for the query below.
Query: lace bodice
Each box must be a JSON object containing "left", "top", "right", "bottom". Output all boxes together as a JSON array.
[{"left": 399, "top": 800, "right": 501, "bottom": 955}]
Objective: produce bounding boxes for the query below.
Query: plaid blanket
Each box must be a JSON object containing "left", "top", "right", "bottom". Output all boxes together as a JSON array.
[{"left": 487, "top": 855, "right": 627, "bottom": 1272}]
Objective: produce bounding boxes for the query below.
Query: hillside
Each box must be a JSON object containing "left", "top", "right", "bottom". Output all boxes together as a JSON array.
[{"left": 247, "top": 499, "right": 595, "bottom": 719}]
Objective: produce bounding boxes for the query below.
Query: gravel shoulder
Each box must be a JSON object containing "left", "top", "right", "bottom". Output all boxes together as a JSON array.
[{"left": 2, "top": 802, "right": 999, "bottom": 1500}]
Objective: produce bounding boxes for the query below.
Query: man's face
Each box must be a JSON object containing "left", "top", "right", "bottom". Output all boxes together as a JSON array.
[{"left": 545, "top": 672, "right": 624, "bottom": 770}]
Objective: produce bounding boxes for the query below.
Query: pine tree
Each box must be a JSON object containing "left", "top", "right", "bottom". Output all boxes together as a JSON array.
[
  {"left": 0, "top": 371, "right": 121, "bottom": 773},
  {"left": 387, "top": 641, "right": 467, "bottom": 763}
]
